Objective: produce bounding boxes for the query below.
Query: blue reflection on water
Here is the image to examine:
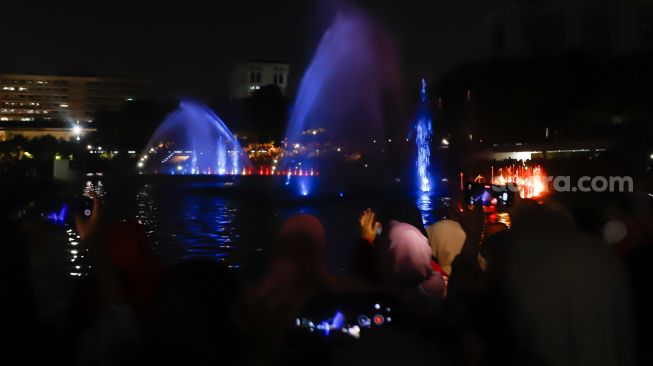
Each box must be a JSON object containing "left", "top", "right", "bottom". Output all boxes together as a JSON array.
[
  {"left": 136, "top": 184, "right": 241, "bottom": 266},
  {"left": 417, "top": 192, "right": 436, "bottom": 227},
  {"left": 179, "top": 194, "right": 239, "bottom": 261},
  {"left": 47, "top": 204, "right": 68, "bottom": 223}
]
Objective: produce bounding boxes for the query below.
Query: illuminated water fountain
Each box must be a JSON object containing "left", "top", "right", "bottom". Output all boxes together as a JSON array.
[
  {"left": 493, "top": 165, "right": 548, "bottom": 199},
  {"left": 414, "top": 79, "right": 433, "bottom": 193},
  {"left": 283, "top": 9, "right": 401, "bottom": 196},
  {"left": 139, "top": 101, "right": 248, "bottom": 175},
  {"left": 413, "top": 79, "right": 436, "bottom": 225}
]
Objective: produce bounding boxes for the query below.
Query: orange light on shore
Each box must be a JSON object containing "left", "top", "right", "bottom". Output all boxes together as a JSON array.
[{"left": 493, "top": 165, "right": 548, "bottom": 199}]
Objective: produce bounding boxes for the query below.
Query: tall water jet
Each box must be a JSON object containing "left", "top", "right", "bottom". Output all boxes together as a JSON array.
[
  {"left": 414, "top": 79, "right": 436, "bottom": 226},
  {"left": 414, "top": 79, "right": 433, "bottom": 193},
  {"left": 283, "top": 9, "right": 402, "bottom": 196},
  {"left": 138, "top": 101, "right": 248, "bottom": 175}
]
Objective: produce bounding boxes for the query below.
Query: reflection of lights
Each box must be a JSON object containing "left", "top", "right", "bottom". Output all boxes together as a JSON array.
[
  {"left": 358, "top": 315, "right": 371, "bottom": 327},
  {"left": 348, "top": 326, "right": 361, "bottom": 339},
  {"left": 300, "top": 182, "right": 309, "bottom": 196},
  {"left": 417, "top": 192, "right": 435, "bottom": 226}
]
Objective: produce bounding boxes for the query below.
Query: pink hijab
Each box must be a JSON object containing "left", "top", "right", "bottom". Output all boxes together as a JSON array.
[{"left": 387, "top": 220, "right": 445, "bottom": 298}]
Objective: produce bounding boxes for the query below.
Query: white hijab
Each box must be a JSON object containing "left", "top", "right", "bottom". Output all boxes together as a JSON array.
[{"left": 426, "top": 219, "right": 466, "bottom": 275}]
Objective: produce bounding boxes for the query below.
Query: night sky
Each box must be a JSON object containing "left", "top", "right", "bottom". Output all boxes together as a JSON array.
[{"left": 3, "top": 1, "right": 511, "bottom": 99}]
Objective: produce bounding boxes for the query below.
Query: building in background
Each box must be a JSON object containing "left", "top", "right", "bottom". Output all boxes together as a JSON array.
[
  {"left": 0, "top": 74, "right": 150, "bottom": 122},
  {"left": 230, "top": 61, "right": 289, "bottom": 99}
]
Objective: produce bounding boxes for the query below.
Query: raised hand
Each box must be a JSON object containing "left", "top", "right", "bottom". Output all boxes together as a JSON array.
[
  {"left": 359, "top": 208, "right": 381, "bottom": 244},
  {"left": 75, "top": 191, "right": 102, "bottom": 240}
]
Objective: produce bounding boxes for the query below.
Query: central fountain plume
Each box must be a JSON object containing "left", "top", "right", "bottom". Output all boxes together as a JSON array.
[
  {"left": 414, "top": 79, "right": 436, "bottom": 226},
  {"left": 138, "top": 101, "right": 248, "bottom": 175},
  {"left": 283, "top": 9, "right": 402, "bottom": 196},
  {"left": 414, "top": 79, "right": 433, "bottom": 193}
]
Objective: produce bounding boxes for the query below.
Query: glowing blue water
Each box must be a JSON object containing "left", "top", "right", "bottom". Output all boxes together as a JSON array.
[
  {"left": 285, "top": 10, "right": 398, "bottom": 147},
  {"left": 47, "top": 204, "right": 67, "bottom": 223},
  {"left": 414, "top": 79, "right": 433, "bottom": 193},
  {"left": 139, "top": 101, "right": 247, "bottom": 175},
  {"left": 413, "top": 79, "right": 437, "bottom": 226},
  {"left": 283, "top": 9, "right": 401, "bottom": 197}
]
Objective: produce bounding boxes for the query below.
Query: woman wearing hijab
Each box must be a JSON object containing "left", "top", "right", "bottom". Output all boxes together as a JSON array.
[
  {"left": 386, "top": 220, "right": 446, "bottom": 300},
  {"left": 426, "top": 219, "right": 466, "bottom": 295}
]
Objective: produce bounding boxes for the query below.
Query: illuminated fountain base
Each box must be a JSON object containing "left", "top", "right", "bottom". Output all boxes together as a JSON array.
[{"left": 138, "top": 101, "right": 248, "bottom": 175}]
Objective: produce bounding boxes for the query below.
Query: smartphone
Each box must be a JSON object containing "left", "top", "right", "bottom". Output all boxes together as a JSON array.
[
  {"left": 294, "top": 294, "right": 397, "bottom": 339},
  {"left": 464, "top": 182, "right": 515, "bottom": 208},
  {"left": 73, "top": 194, "right": 95, "bottom": 219}
]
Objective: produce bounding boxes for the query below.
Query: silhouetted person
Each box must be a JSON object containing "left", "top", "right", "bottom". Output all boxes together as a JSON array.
[
  {"left": 146, "top": 260, "right": 241, "bottom": 366},
  {"left": 503, "top": 206, "right": 633, "bottom": 366},
  {"left": 242, "top": 214, "right": 333, "bottom": 365}
]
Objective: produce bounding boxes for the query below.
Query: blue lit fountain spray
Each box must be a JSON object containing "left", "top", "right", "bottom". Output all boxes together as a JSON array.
[
  {"left": 415, "top": 79, "right": 433, "bottom": 193},
  {"left": 414, "top": 79, "right": 436, "bottom": 226}
]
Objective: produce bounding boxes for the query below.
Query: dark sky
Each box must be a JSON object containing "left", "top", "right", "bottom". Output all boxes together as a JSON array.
[{"left": 3, "top": 0, "right": 500, "bottom": 100}]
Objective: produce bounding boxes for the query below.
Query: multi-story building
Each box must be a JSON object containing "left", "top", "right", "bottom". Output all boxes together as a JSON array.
[
  {"left": 0, "top": 74, "right": 150, "bottom": 122},
  {"left": 230, "top": 61, "right": 289, "bottom": 99}
]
